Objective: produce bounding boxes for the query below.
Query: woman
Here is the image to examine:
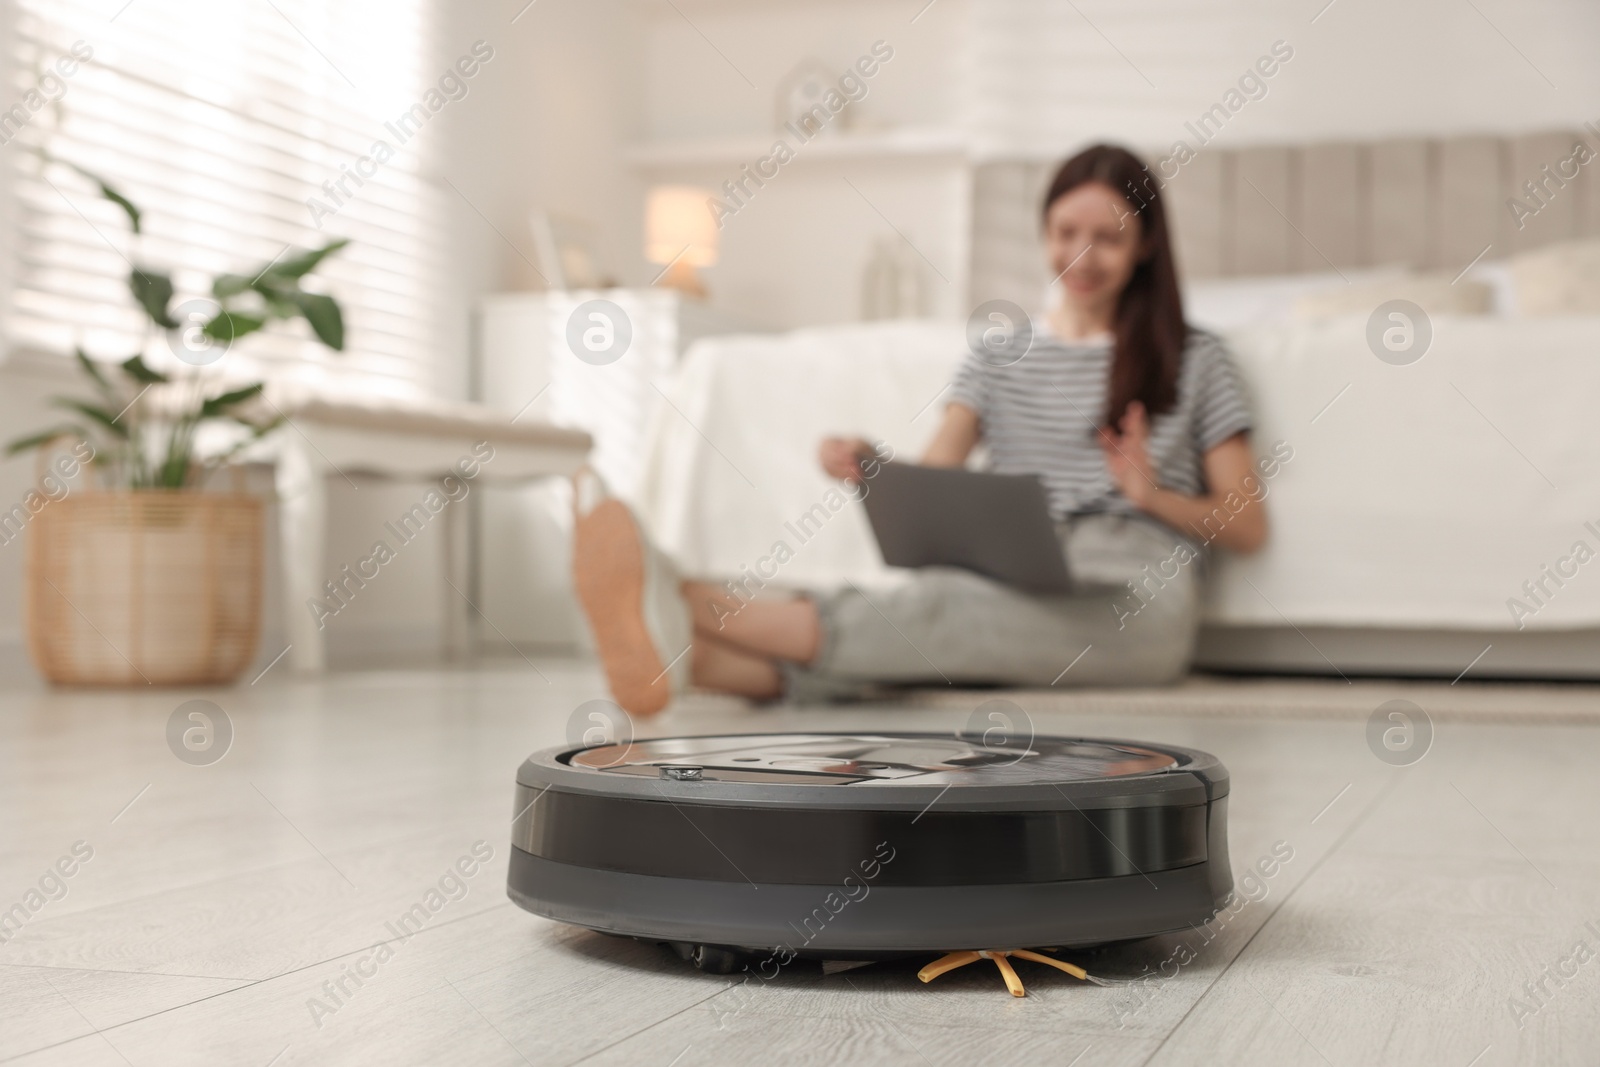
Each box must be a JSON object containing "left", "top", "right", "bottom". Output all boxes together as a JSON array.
[{"left": 574, "top": 144, "right": 1267, "bottom": 715}]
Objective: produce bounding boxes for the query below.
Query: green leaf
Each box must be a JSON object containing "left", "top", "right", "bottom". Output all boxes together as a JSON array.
[
  {"left": 6, "top": 424, "right": 88, "bottom": 455},
  {"left": 75, "top": 348, "right": 114, "bottom": 397},
  {"left": 259, "top": 293, "right": 299, "bottom": 319},
  {"left": 288, "top": 291, "right": 344, "bottom": 350},
  {"left": 129, "top": 268, "right": 177, "bottom": 328},
  {"left": 152, "top": 416, "right": 196, "bottom": 488},
  {"left": 120, "top": 354, "right": 170, "bottom": 384},
  {"left": 202, "top": 310, "right": 266, "bottom": 342},
  {"left": 61, "top": 162, "right": 142, "bottom": 234},
  {"left": 212, "top": 273, "right": 253, "bottom": 299},
  {"left": 49, "top": 398, "right": 129, "bottom": 439},
  {"left": 35, "top": 155, "right": 141, "bottom": 233},
  {"left": 228, "top": 414, "right": 284, "bottom": 433},
  {"left": 260, "top": 238, "right": 349, "bottom": 281},
  {"left": 158, "top": 448, "right": 191, "bottom": 488},
  {"left": 209, "top": 414, "right": 285, "bottom": 465},
  {"left": 99, "top": 184, "right": 142, "bottom": 235},
  {"left": 199, "top": 382, "right": 265, "bottom": 418}
]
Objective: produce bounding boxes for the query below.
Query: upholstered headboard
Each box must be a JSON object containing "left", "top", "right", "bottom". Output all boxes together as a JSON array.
[{"left": 969, "top": 132, "right": 1600, "bottom": 304}]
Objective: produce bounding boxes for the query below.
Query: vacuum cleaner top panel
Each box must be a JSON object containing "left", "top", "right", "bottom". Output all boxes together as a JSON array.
[{"left": 517, "top": 732, "right": 1227, "bottom": 811}]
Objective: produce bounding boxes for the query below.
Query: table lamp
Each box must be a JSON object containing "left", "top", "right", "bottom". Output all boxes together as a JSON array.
[{"left": 645, "top": 185, "right": 718, "bottom": 299}]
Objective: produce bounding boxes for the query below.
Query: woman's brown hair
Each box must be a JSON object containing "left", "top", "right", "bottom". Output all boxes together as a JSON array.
[{"left": 1041, "top": 144, "right": 1186, "bottom": 428}]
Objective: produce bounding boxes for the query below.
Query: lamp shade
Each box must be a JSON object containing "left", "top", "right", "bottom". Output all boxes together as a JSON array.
[{"left": 645, "top": 186, "right": 719, "bottom": 267}]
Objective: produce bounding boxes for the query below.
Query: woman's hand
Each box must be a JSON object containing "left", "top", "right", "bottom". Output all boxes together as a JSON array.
[
  {"left": 1101, "top": 419, "right": 1269, "bottom": 554},
  {"left": 1099, "top": 401, "right": 1160, "bottom": 508},
  {"left": 818, "top": 436, "right": 872, "bottom": 482}
]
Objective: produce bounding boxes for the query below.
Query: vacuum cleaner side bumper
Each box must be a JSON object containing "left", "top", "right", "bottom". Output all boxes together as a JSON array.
[{"left": 507, "top": 842, "right": 1231, "bottom": 956}]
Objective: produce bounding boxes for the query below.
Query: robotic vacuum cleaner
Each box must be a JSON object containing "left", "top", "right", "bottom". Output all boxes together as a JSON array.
[{"left": 508, "top": 732, "right": 1230, "bottom": 973}]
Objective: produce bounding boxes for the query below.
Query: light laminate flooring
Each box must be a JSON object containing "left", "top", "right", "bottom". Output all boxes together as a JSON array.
[{"left": 1, "top": 660, "right": 1597, "bottom": 1066}]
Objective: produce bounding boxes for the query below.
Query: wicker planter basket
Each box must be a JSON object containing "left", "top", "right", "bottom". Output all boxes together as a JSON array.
[{"left": 25, "top": 491, "right": 264, "bottom": 686}]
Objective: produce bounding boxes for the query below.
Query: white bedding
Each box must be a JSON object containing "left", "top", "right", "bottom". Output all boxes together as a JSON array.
[
  {"left": 638, "top": 321, "right": 961, "bottom": 589},
  {"left": 1216, "top": 314, "right": 1600, "bottom": 630},
  {"left": 637, "top": 315, "right": 1600, "bottom": 632}
]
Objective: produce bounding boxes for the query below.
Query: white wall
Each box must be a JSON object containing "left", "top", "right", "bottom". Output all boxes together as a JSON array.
[
  {"left": 437, "top": 0, "right": 648, "bottom": 303},
  {"left": 638, "top": 0, "right": 962, "bottom": 139},
  {"left": 964, "top": 0, "right": 1600, "bottom": 157}
]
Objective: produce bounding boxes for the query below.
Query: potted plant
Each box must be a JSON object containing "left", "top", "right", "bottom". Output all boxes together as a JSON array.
[{"left": 7, "top": 162, "right": 347, "bottom": 685}]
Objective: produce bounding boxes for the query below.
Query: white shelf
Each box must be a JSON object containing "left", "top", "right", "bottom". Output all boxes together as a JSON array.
[{"left": 624, "top": 127, "right": 969, "bottom": 169}]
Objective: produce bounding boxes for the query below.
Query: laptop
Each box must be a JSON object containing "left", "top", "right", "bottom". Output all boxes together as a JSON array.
[{"left": 859, "top": 462, "right": 1072, "bottom": 593}]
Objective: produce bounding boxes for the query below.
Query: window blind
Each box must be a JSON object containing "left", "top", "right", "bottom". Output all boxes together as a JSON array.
[{"left": 4, "top": 0, "right": 447, "bottom": 393}]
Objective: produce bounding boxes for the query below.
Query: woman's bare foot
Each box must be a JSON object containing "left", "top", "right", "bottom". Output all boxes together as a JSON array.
[{"left": 572, "top": 497, "right": 690, "bottom": 716}]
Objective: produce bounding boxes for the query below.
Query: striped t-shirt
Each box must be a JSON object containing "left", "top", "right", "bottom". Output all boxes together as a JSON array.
[{"left": 947, "top": 325, "right": 1252, "bottom": 518}]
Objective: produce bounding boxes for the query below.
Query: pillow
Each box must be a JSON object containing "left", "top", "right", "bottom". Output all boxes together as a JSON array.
[
  {"left": 1510, "top": 239, "right": 1600, "bottom": 316},
  {"left": 1183, "top": 266, "right": 1408, "bottom": 331},
  {"left": 1291, "top": 270, "right": 1493, "bottom": 319}
]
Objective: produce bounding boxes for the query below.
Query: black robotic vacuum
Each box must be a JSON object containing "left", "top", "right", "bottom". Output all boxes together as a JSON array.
[{"left": 508, "top": 732, "right": 1230, "bottom": 972}]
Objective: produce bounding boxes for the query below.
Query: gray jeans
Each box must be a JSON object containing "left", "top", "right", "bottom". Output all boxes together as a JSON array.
[{"left": 784, "top": 512, "right": 1203, "bottom": 701}]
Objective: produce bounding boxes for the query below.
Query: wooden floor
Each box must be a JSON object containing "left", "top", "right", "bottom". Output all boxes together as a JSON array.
[{"left": 2, "top": 658, "right": 1598, "bottom": 1066}]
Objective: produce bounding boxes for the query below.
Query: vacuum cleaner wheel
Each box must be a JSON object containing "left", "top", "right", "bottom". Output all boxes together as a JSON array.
[{"left": 507, "top": 732, "right": 1230, "bottom": 968}]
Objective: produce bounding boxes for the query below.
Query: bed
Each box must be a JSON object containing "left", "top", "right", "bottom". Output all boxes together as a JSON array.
[{"left": 635, "top": 131, "right": 1600, "bottom": 679}]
